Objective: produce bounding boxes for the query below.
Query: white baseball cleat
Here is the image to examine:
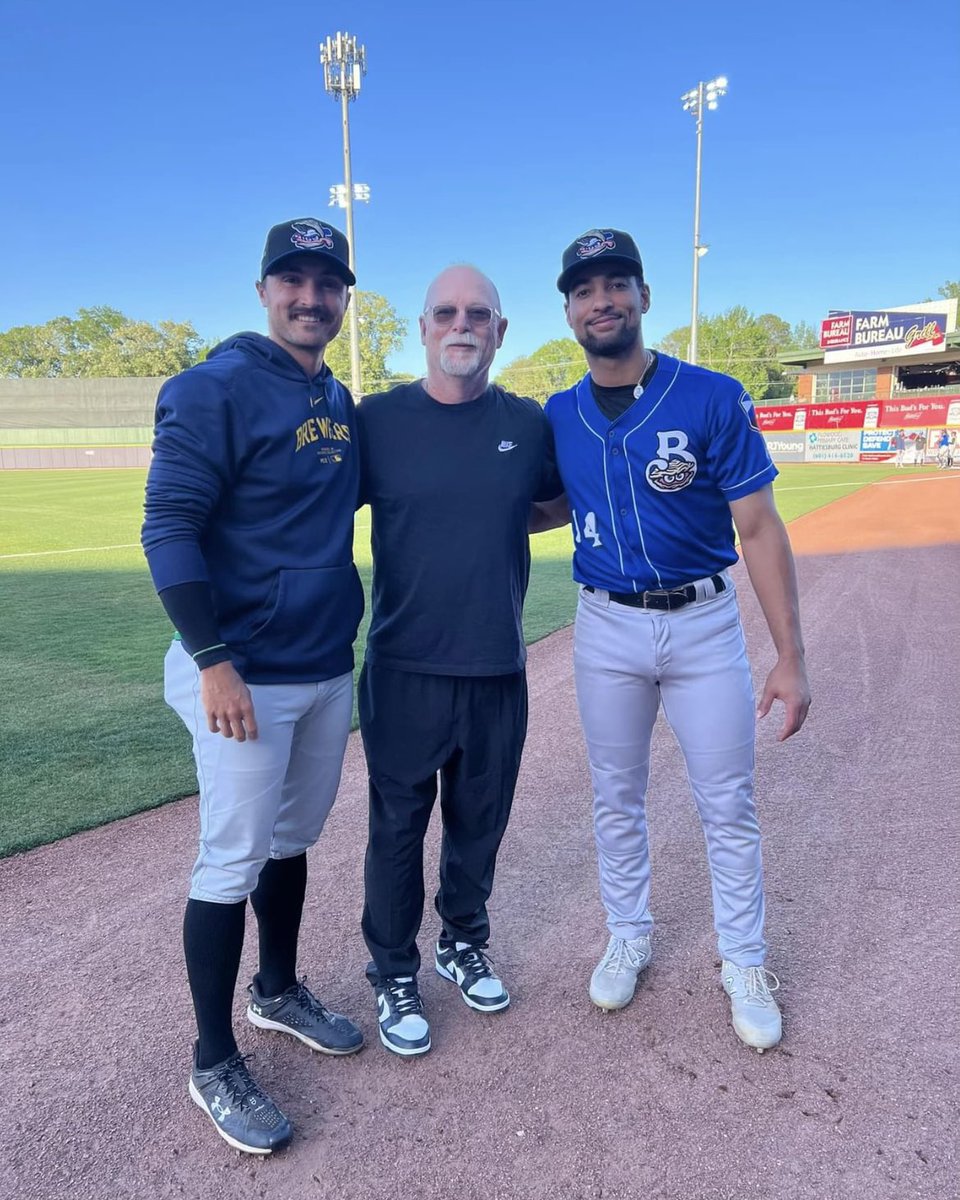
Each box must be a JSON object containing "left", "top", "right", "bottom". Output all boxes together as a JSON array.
[
  {"left": 721, "top": 961, "right": 782, "bottom": 1051},
  {"left": 589, "top": 934, "right": 652, "bottom": 1010}
]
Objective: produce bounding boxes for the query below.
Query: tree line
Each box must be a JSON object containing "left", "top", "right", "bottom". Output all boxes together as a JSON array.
[{"left": 3, "top": 281, "right": 955, "bottom": 401}]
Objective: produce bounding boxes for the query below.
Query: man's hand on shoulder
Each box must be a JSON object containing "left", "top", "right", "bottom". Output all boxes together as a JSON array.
[
  {"left": 200, "top": 661, "right": 258, "bottom": 742},
  {"left": 529, "top": 494, "right": 570, "bottom": 533},
  {"left": 757, "top": 656, "right": 810, "bottom": 742}
]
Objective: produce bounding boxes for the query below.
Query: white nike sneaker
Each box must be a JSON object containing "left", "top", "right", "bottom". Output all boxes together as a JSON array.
[
  {"left": 721, "top": 961, "right": 782, "bottom": 1051},
  {"left": 375, "top": 976, "right": 431, "bottom": 1056},
  {"left": 435, "top": 942, "right": 510, "bottom": 1012},
  {"left": 589, "top": 934, "right": 652, "bottom": 1010}
]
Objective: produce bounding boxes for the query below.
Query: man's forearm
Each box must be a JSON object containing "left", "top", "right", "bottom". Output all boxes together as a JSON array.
[
  {"left": 528, "top": 495, "right": 570, "bottom": 534},
  {"left": 738, "top": 518, "right": 805, "bottom": 661}
]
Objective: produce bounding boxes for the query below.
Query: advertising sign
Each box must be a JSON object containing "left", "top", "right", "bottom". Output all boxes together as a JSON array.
[
  {"left": 880, "top": 397, "right": 954, "bottom": 428},
  {"left": 821, "top": 307, "right": 950, "bottom": 364},
  {"left": 804, "top": 402, "right": 869, "bottom": 430},
  {"left": 804, "top": 430, "right": 860, "bottom": 463},
  {"left": 757, "top": 406, "right": 802, "bottom": 432},
  {"left": 859, "top": 429, "right": 897, "bottom": 463},
  {"left": 755, "top": 392, "right": 960, "bottom": 444},
  {"left": 819, "top": 313, "right": 853, "bottom": 349},
  {"left": 762, "top": 432, "right": 805, "bottom": 462}
]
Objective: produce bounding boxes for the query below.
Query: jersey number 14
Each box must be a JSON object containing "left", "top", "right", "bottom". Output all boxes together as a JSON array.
[{"left": 572, "top": 509, "right": 602, "bottom": 548}]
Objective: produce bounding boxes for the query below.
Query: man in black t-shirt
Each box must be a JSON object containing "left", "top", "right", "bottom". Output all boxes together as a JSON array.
[{"left": 357, "top": 265, "right": 562, "bottom": 1056}]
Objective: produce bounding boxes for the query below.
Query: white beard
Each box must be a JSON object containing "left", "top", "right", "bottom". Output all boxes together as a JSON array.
[
  {"left": 439, "top": 331, "right": 484, "bottom": 377},
  {"left": 440, "top": 346, "right": 484, "bottom": 376}
]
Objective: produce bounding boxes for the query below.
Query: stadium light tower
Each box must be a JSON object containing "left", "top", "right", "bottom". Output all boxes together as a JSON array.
[
  {"left": 321, "top": 31, "right": 366, "bottom": 396},
  {"left": 681, "top": 76, "right": 727, "bottom": 365}
]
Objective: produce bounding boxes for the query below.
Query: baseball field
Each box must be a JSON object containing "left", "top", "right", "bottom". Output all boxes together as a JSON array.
[
  {"left": 0, "top": 465, "right": 958, "bottom": 1199},
  {"left": 0, "top": 462, "right": 947, "bottom": 857}
]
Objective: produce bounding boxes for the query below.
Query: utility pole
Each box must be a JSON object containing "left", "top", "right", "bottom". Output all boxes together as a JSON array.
[
  {"left": 321, "top": 32, "right": 366, "bottom": 395},
  {"left": 681, "top": 76, "right": 727, "bottom": 365}
]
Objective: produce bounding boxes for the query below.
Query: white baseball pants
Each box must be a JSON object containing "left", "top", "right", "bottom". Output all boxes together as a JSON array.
[
  {"left": 164, "top": 641, "right": 353, "bottom": 904},
  {"left": 573, "top": 581, "right": 766, "bottom": 967}
]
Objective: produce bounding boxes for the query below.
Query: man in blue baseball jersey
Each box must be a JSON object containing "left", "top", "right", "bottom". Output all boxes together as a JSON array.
[
  {"left": 537, "top": 228, "right": 810, "bottom": 1051},
  {"left": 142, "top": 218, "right": 365, "bottom": 1153}
]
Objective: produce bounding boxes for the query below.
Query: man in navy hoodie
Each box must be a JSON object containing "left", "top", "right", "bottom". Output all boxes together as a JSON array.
[{"left": 142, "top": 218, "right": 365, "bottom": 1155}]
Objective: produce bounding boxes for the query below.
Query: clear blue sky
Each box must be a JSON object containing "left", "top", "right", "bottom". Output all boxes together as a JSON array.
[{"left": 2, "top": 0, "right": 957, "bottom": 377}]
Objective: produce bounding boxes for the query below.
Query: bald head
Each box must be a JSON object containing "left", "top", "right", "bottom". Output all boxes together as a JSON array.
[
  {"left": 419, "top": 264, "right": 508, "bottom": 402},
  {"left": 423, "top": 265, "right": 502, "bottom": 314}
]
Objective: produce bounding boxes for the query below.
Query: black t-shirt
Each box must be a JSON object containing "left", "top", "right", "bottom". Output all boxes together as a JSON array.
[
  {"left": 357, "top": 381, "right": 562, "bottom": 675},
  {"left": 591, "top": 352, "right": 659, "bottom": 421}
]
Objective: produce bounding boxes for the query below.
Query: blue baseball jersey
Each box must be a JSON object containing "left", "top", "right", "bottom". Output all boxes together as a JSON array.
[{"left": 545, "top": 353, "right": 777, "bottom": 592}]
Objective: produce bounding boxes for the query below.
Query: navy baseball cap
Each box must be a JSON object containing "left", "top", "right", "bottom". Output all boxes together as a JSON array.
[
  {"left": 557, "top": 228, "right": 644, "bottom": 293},
  {"left": 260, "top": 217, "right": 356, "bottom": 285}
]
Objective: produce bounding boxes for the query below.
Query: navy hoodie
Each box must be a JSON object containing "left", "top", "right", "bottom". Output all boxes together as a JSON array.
[{"left": 142, "top": 332, "right": 363, "bottom": 683}]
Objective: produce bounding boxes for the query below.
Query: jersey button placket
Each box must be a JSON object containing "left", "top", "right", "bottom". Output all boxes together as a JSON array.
[{"left": 607, "top": 436, "right": 631, "bottom": 529}]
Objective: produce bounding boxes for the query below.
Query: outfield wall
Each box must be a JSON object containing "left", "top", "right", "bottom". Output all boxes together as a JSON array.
[
  {"left": 0, "top": 446, "right": 151, "bottom": 469},
  {"left": 0, "top": 377, "right": 162, "bottom": 467},
  {"left": 759, "top": 395, "right": 960, "bottom": 463}
]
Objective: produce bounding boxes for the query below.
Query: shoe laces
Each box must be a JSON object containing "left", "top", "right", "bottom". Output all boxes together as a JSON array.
[
  {"left": 213, "top": 1054, "right": 273, "bottom": 1113},
  {"left": 453, "top": 945, "right": 495, "bottom": 979},
  {"left": 736, "top": 965, "right": 780, "bottom": 1005},
  {"left": 600, "top": 937, "right": 647, "bottom": 975},
  {"left": 289, "top": 977, "right": 333, "bottom": 1021},
  {"left": 383, "top": 978, "right": 424, "bottom": 1017}
]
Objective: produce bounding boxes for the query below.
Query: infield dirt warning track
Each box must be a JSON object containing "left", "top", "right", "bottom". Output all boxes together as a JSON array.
[{"left": 1, "top": 472, "right": 958, "bottom": 1200}]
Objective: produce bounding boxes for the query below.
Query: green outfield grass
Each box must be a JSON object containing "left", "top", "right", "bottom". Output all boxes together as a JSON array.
[{"left": 0, "top": 462, "right": 932, "bottom": 856}]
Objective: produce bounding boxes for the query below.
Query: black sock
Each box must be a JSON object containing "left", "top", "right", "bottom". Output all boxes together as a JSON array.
[
  {"left": 249, "top": 853, "right": 307, "bottom": 998},
  {"left": 183, "top": 897, "right": 246, "bottom": 1071}
]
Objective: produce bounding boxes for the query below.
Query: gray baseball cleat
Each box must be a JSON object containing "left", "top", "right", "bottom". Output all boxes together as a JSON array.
[
  {"left": 589, "top": 934, "right": 652, "bottom": 1010},
  {"left": 721, "top": 961, "right": 782, "bottom": 1051}
]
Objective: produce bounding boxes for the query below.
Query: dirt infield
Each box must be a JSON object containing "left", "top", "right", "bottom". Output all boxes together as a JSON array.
[
  {"left": 786, "top": 470, "right": 960, "bottom": 555},
  {"left": 2, "top": 474, "right": 958, "bottom": 1200}
]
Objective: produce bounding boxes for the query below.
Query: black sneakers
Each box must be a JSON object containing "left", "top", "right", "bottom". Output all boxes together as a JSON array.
[
  {"left": 435, "top": 942, "right": 510, "bottom": 1012},
  {"left": 374, "top": 975, "right": 431, "bottom": 1056},
  {"left": 188, "top": 1045, "right": 292, "bottom": 1155},
  {"left": 246, "top": 976, "right": 364, "bottom": 1055}
]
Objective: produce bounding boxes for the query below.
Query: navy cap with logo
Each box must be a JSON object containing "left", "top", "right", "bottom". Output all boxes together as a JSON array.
[
  {"left": 260, "top": 217, "right": 356, "bottom": 286},
  {"left": 557, "top": 228, "right": 644, "bottom": 293}
]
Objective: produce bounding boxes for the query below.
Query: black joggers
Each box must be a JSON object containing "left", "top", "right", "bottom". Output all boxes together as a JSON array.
[{"left": 358, "top": 664, "right": 528, "bottom": 982}]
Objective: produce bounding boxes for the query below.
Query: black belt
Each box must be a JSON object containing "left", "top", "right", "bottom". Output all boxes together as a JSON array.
[{"left": 584, "top": 574, "right": 726, "bottom": 611}]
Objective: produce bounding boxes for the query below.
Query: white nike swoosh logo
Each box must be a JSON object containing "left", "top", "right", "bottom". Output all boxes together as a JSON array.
[{"left": 498, "top": 441, "right": 517, "bottom": 452}]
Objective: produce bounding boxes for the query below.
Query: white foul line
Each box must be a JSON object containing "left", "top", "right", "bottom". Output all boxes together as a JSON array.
[
  {"left": 777, "top": 473, "right": 958, "bottom": 493},
  {"left": 0, "top": 542, "right": 140, "bottom": 560}
]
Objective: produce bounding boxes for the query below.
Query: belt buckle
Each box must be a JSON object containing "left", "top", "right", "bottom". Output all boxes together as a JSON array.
[{"left": 642, "top": 587, "right": 689, "bottom": 611}]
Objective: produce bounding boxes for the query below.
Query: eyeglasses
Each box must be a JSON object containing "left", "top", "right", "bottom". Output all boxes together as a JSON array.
[{"left": 424, "top": 304, "right": 500, "bottom": 328}]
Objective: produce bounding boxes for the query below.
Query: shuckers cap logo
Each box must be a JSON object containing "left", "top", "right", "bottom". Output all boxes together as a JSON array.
[
  {"left": 557, "top": 227, "right": 644, "bottom": 293},
  {"left": 260, "top": 217, "right": 356, "bottom": 285},
  {"left": 290, "top": 219, "right": 335, "bottom": 252},
  {"left": 576, "top": 230, "right": 617, "bottom": 259}
]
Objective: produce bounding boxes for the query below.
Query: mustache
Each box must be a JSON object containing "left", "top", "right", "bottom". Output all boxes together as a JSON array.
[
  {"left": 440, "top": 331, "right": 481, "bottom": 350},
  {"left": 290, "top": 307, "right": 332, "bottom": 320}
]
